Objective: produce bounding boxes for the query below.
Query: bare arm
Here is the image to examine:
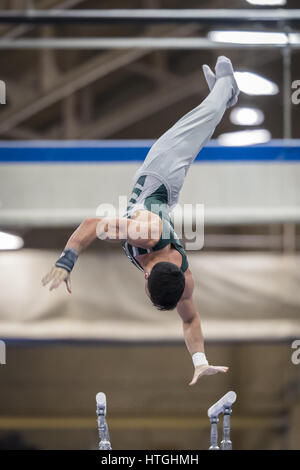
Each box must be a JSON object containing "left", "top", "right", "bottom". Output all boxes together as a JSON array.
[
  {"left": 42, "top": 213, "right": 161, "bottom": 292},
  {"left": 177, "top": 295, "right": 205, "bottom": 356},
  {"left": 65, "top": 217, "right": 100, "bottom": 253},
  {"left": 42, "top": 217, "right": 100, "bottom": 292},
  {"left": 59, "top": 211, "right": 162, "bottom": 255},
  {"left": 64, "top": 214, "right": 161, "bottom": 252},
  {"left": 96, "top": 212, "right": 162, "bottom": 249},
  {"left": 177, "top": 270, "right": 228, "bottom": 386}
]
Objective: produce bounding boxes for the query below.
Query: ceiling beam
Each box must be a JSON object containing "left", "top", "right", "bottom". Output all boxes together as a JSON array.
[
  {"left": 0, "top": 24, "right": 198, "bottom": 136},
  {"left": 1, "top": 36, "right": 299, "bottom": 49},
  {"left": 1, "top": 0, "right": 86, "bottom": 38},
  {"left": 4, "top": 127, "right": 41, "bottom": 139},
  {"left": 127, "top": 63, "right": 178, "bottom": 86},
  {"left": 78, "top": 70, "right": 206, "bottom": 139},
  {"left": 0, "top": 9, "right": 300, "bottom": 25}
]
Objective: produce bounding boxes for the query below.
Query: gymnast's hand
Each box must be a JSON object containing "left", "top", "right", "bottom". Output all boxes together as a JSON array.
[
  {"left": 41, "top": 267, "right": 72, "bottom": 293},
  {"left": 189, "top": 365, "right": 228, "bottom": 386}
]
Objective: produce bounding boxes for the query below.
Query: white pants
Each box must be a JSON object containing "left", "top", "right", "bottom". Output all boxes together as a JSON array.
[{"left": 132, "top": 75, "right": 234, "bottom": 210}]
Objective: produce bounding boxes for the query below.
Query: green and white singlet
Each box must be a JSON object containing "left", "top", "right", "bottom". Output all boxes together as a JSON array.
[{"left": 122, "top": 175, "right": 188, "bottom": 273}]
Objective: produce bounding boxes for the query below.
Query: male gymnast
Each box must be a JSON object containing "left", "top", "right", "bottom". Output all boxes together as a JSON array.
[{"left": 42, "top": 56, "right": 240, "bottom": 386}]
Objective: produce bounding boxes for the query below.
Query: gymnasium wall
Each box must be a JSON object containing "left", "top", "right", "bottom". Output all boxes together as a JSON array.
[
  {"left": 0, "top": 250, "right": 299, "bottom": 341},
  {"left": 0, "top": 141, "right": 300, "bottom": 227},
  {"left": 0, "top": 342, "right": 299, "bottom": 450}
]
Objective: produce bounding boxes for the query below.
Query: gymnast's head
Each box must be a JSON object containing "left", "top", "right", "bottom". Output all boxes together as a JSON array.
[{"left": 145, "top": 261, "right": 185, "bottom": 310}]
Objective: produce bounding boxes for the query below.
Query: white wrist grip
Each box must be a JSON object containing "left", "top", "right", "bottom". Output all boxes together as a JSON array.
[{"left": 192, "top": 352, "right": 208, "bottom": 367}]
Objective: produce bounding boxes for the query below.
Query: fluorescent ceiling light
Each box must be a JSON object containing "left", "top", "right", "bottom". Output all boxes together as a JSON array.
[
  {"left": 234, "top": 72, "right": 279, "bottom": 96},
  {"left": 230, "top": 107, "right": 265, "bottom": 126},
  {"left": 289, "top": 34, "right": 300, "bottom": 45},
  {"left": 0, "top": 231, "right": 24, "bottom": 250},
  {"left": 218, "top": 129, "right": 271, "bottom": 146},
  {"left": 246, "top": 0, "right": 286, "bottom": 5},
  {"left": 208, "top": 30, "right": 288, "bottom": 45}
]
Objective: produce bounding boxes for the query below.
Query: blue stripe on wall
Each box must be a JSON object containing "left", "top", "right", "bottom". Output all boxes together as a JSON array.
[{"left": 0, "top": 140, "right": 299, "bottom": 162}]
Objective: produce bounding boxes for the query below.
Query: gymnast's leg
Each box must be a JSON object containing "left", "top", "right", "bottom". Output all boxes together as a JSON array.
[
  {"left": 132, "top": 56, "right": 239, "bottom": 208},
  {"left": 139, "top": 57, "right": 239, "bottom": 176}
]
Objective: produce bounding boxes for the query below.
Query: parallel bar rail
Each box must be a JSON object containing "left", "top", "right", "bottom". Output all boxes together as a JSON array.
[
  {"left": 208, "top": 391, "right": 237, "bottom": 450},
  {"left": 208, "top": 391, "right": 237, "bottom": 419}
]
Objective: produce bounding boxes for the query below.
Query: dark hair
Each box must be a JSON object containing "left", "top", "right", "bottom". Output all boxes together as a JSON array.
[{"left": 147, "top": 262, "right": 185, "bottom": 311}]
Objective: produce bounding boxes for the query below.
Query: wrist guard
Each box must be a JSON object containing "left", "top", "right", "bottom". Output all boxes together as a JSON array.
[
  {"left": 55, "top": 248, "right": 78, "bottom": 273},
  {"left": 192, "top": 352, "right": 208, "bottom": 367}
]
